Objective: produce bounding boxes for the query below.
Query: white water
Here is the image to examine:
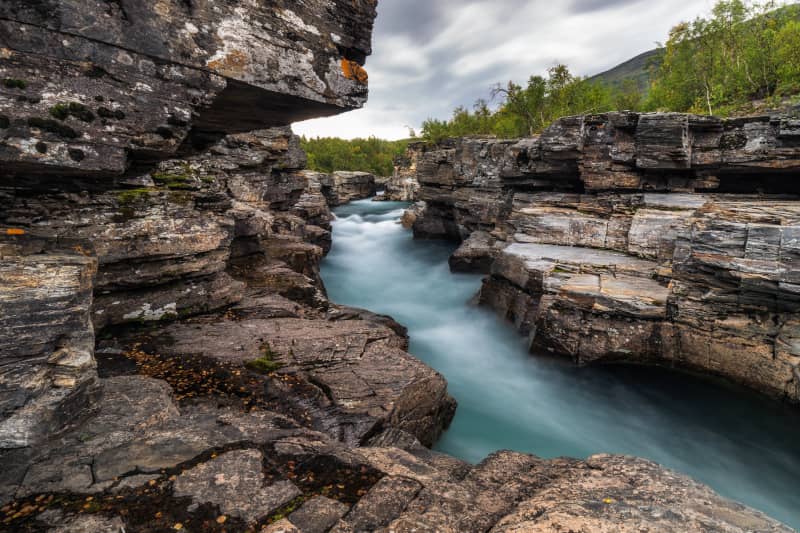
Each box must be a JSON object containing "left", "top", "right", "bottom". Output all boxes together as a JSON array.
[{"left": 321, "top": 200, "right": 800, "bottom": 529}]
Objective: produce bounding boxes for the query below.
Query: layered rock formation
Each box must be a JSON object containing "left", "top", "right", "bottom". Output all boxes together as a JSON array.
[
  {"left": 0, "top": 0, "right": 376, "bottom": 176},
  {"left": 0, "top": 0, "right": 379, "bottom": 449},
  {"left": 0, "top": 2, "right": 793, "bottom": 531},
  {"left": 411, "top": 111, "right": 800, "bottom": 403},
  {"left": 320, "top": 171, "right": 377, "bottom": 206},
  {"left": 375, "top": 143, "right": 422, "bottom": 202}
]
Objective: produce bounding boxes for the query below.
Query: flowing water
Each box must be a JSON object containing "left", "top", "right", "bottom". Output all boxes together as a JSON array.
[{"left": 321, "top": 199, "right": 800, "bottom": 529}]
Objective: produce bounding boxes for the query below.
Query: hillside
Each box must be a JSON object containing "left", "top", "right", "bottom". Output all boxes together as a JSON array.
[
  {"left": 588, "top": 49, "right": 660, "bottom": 92},
  {"left": 590, "top": 3, "right": 800, "bottom": 94}
]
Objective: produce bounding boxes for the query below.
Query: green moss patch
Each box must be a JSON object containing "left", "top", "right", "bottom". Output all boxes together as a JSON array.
[
  {"left": 152, "top": 162, "right": 199, "bottom": 190},
  {"left": 246, "top": 342, "right": 284, "bottom": 374},
  {"left": 116, "top": 188, "right": 152, "bottom": 205},
  {"left": 265, "top": 495, "right": 306, "bottom": 523},
  {"left": 2, "top": 79, "right": 27, "bottom": 89},
  {"left": 49, "top": 102, "right": 95, "bottom": 123}
]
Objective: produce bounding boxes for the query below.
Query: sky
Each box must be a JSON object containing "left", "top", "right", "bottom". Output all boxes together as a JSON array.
[{"left": 293, "top": 0, "right": 715, "bottom": 140}]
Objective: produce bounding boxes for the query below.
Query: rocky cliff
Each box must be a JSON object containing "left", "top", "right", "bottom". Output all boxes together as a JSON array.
[
  {"left": 320, "top": 171, "right": 377, "bottom": 206},
  {"left": 375, "top": 145, "right": 422, "bottom": 202},
  {"left": 0, "top": 3, "right": 793, "bottom": 531},
  {"left": 411, "top": 111, "right": 800, "bottom": 404},
  {"left": 0, "top": 0, "right": 383, "bottom": 451}
]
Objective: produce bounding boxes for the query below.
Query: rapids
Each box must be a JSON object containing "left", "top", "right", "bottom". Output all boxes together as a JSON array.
[{"left": 321, "top": 200, "right": 800, "bottom": 529}]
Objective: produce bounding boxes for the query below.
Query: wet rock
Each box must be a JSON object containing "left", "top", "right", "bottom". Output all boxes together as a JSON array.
[
  {"left": 412, "top": 110, "right": 800, "bottom": 402},
  {"left": 332, "top": 476, "right": 422, "bottom": 532},
  {"left": 0, "top": 0, "right": 377, "bottom": 176},
  {"left": 0, "top": 246, "right": 98, "bottom": 449},
  {"left": 141, "top": 310, "right": 456, "bottom": 447},
  {"left": 288, "top": 496, "right": 349, "bottom": 533},
  {"left": 492, "top": 454, "right": 792, "bottom": 533},
  {"left": 173, "top": 449, "right": 301, "bottom": 524},
  {"left": 321, "top": 171, "right": 377, "bottom": 206},
  {"left": 450, "top": 231, "right": 502, "bottom": 273},
  {"left": 351, "top": 448, "right": 793, "bottom": 533}
]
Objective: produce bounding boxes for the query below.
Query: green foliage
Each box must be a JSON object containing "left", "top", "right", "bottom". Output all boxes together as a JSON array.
[
  {"left": 647, "top": 1, "right": 800, "bottom": 114},
  {"left": 246, "top": 342, "right": 284, "bottom": 374},
  {"left": 776, "top": 19, "right": 800, "bottom": 93},
  {"left": 301, "top": 136, "right": 410, "bottom": 175},
  {"left": 421, "top": 64, "right": 614, "bottom": 141},
  {"left": 420, "top": 1, "right": 800, "bottom": 142}
]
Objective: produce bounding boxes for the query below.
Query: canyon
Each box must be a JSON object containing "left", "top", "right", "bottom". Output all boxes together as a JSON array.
[
  {"left": 0, "top": 1, "right": 797, "bottom": 531},
  {"left": 408, "top": 112, "right": 800, "bottom": 404}
]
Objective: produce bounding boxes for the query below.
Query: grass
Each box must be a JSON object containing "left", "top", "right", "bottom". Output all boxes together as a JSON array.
[{"left": 245, "top": 342, "right": 284, "bottom": 374}]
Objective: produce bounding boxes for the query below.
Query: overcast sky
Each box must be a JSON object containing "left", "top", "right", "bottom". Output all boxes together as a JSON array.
[{"left": 293, "top": 0, "right": 715, "bottom": 140}]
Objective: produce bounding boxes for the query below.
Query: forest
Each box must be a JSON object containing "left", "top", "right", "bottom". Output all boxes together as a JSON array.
[
  {"left": 300, "top": 136, "right": 409, "bottom": 176},
  {"left": 420, "top": 0, "right": 800, "bottom": 141}
]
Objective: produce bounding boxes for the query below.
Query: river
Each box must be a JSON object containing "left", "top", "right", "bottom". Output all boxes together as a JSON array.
[{"left": 320, "top": 199, "right": 800, "bottom": 529}]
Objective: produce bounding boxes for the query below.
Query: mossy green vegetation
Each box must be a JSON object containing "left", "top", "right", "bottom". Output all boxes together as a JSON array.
[
  {"left": 3, "top": 79, "right": 27, "bottom": 89},
  {"left": 301, "top": 136, "right": 409, "bottom": 175},
  {"left": 116, "top": 188, "right": 152, "bottom": 205},
  {"left": 152, "top": 163, "right": 196, "bottom": 190},
  {"left": 266, "top": 496, "right": 306, "bottom": 523},
  {"left": 421, "top": 0, "right": 800, "bottom": 142},
  {"left": 49, "top": 102, "right": 95, "bottom": 123},
  {"left": 245, "top": 342, "right": 284, "bottom": 374}
]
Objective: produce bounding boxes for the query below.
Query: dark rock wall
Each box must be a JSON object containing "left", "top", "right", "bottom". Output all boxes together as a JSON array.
[
  {"left": 412, "top": 111, "right": 800, "bottom": 403},
  {"left": 0, "top": 5, "right": 794, "bottom": 531},
  {"left": 320, "top": 171, "right": 377, "bottom": 206},
  {"left": 0, "top": 0, "right": 379, "bottom": 449},
  {"left": 0, "top": 0, "right": 376, "bottom": 177}
]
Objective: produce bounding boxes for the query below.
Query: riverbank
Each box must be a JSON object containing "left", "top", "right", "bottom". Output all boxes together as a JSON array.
[{"left": 323, "top": 199, "right": 800, "bottom": 529}]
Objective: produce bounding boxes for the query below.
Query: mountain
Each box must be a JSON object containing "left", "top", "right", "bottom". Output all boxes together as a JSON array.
[
  {"left": 589, "top": 3, "right": 800, "bottom": 94},
  {"left": 588, "top": 48, "right": 661, "bottom": 93}
]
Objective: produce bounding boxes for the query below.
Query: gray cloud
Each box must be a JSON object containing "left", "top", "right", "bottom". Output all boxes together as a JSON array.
[
  {"left": 294, "top": 0, "right": 712, "bottom": 139},
  {"left": 569, "top": 0, "right": 647, "bottom": 14}
]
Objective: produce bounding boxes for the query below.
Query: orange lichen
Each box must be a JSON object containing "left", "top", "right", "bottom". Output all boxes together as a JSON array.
[
  {"left": 341, "top": 59, "right": 368, "bottom": 84},
  {"left": 207, "top": 50, "right": 248, "bottom": 77},
  {"left": 5, "top": 228, "right": 25, "bottom": 236}
]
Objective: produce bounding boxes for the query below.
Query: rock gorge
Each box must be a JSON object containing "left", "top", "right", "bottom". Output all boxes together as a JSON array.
[
  {"left": 0, "top": 1, "right": 795, "bottom": 531},
  {"left": 409, "top": 112, "right": 800, "bottom": 405}
]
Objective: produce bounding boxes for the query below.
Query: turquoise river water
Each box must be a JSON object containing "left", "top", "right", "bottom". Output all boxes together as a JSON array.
[{"left": 320, "top": 200, "right": 800, "bottom": 529}]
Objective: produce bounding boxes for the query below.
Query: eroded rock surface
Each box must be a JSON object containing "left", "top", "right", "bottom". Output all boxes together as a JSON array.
[
  {"left": 410, "top": 111, "right": 800, "bottom": 403},
  {"left": 321, "top": 171, "right": 377, "bottom": 206},
  {"left": 374, "top": 144, "right": 422, "bottom": 202},
  {"left": 3, "top": 371, "right": 789, "bottom": 532},
  {"left": 1, "top": 3, "right": 794, "bottom": 531},
  {"left": 0, "top": 0, "right": 376, "bottom": 176}
]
